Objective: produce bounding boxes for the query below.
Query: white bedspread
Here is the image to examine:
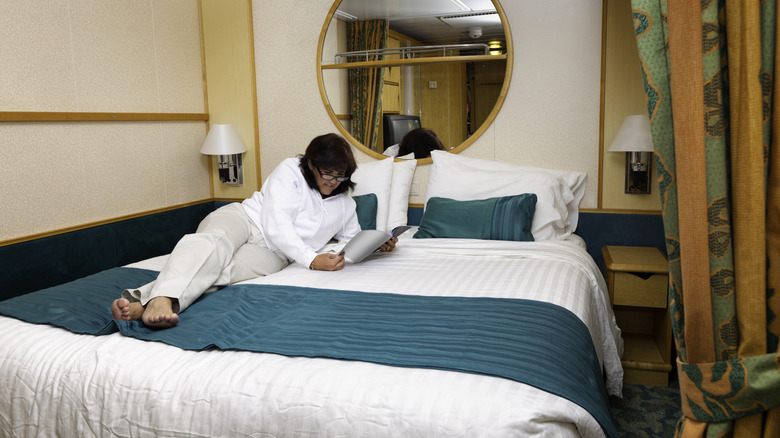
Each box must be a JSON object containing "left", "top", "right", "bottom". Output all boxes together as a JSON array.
[{"left": 0, "top": 235, "right": 622, "bottom": 438}]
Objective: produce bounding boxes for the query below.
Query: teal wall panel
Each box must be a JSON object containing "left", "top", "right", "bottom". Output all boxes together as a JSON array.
[{"left": 0, "top": 202, "right": 217, "bottom": 301}]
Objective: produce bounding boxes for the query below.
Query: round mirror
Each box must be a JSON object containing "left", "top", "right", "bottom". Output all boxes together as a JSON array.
[{"left": 317, "top": 0, "right": 512, "bottom": 163}]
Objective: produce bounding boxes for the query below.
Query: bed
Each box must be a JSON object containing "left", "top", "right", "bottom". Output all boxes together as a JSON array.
[{"left": 0, "top": 152, "right": 623, "bottom": 437}]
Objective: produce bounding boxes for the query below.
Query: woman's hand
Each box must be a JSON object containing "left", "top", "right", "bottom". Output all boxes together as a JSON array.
[
  {"left": 378, "top": 236, "right": 398, "bottom": 252},
  {"left": 309, "top": 252, "right": 345, "bottom": 271}
]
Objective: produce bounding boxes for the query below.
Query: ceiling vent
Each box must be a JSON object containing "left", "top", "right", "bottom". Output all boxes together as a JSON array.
[{"left": 438, "top": 12, "right": 500, "bottom": 28}]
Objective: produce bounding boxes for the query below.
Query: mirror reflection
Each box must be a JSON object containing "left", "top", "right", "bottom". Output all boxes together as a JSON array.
[{"left": 319, "top": 0, "right": 511, "bottom": 160}]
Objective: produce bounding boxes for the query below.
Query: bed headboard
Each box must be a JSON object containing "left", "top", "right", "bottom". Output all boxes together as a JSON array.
[
  {"left": 0, "top": 201, "right": 217, "bottom": 301},
  {"left": 1, "top": 202, "right": 665, "bottom": 302},
  {"left": 407, "top": 206, "right": 666, "bottom": 270}
]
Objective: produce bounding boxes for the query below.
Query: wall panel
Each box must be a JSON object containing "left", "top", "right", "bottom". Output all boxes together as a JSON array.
[
  {"left": 68, "top": 1, "right": 159, "bottom": 112},
  {"left": 154, "top": 0, "right": 208, "bottom": 113},
  {"left": 0, "top": 0, "right": 76, "bottom": 111},
  {"left": 0, "top": 0, "right": 208, "bottom": 243},
  {"left": 0, "top": 123, "right": 90, "bottom": 238},
  {"left": 601, "top": 0, "right": 661, "bottom": 210},
  {"left": 200, "top": 0, "right": 260, "bottom": 198}
]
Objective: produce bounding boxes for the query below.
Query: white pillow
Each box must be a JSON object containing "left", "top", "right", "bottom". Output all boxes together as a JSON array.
[
  {"left": 425, "top": 151, "right": 577, "bottom": 241},
  {"left": 511, "top": 164, "right": 585, "bottom": 231},
  {"left": 387, "top": 159, "right": 417, "bottom": 230},
  {"left": 427, "top": 151, "right": 587, "bottom": 230},
  {"left": 351, "top": 158, "right": 394, "bottom": 231},
  {"left": 383, "top": 144, "right": 400, "bottom": 157}
]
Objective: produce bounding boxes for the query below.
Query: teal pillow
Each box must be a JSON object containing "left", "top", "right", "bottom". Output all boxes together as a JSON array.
[
  {"left": 414, "top": 194, "right": 536, "bottom": 241},
  {"left": 353, "top": 193, "right": 378, "bottom": 230}
]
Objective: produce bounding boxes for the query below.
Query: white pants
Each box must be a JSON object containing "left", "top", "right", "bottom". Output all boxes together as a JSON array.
[{"left": 122, "top": 203, "right": 288, "bottom": 312}]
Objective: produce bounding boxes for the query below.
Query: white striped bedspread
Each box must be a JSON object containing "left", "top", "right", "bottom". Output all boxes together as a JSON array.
[{"left": 0, "top": 235, "right": 623, "bottom": 438}]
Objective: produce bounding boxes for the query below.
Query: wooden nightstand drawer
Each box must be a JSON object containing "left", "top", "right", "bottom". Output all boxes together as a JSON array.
[{"left": 613, "top": 272, "right": 668, "bottom": 308}]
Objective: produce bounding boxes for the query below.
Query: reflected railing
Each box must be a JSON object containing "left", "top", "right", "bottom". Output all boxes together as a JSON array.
[{"left": 332, "top": 44, "right": 490, "bottom": 64}]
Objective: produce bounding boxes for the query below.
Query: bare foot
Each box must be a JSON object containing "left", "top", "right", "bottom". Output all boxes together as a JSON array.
[
  {"left": 111, "top": 298, "right": 144, "bottom": 321},
  {"left": 142, "top": 297, "right": 179, "bottom": 329}
]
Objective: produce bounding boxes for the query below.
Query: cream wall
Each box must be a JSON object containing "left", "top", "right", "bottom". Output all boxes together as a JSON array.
[
  {"left": 253, "top": 0, "right": 340, "bottom": 177},
  {"left": 321, "top": 18, "right": 350, "bottom": 117},
  {"left": 252, "top": 0, "right": 605, "bottom": 209},
  {"left": 0, "top": 0, "right": 209, "bottom": 242}
]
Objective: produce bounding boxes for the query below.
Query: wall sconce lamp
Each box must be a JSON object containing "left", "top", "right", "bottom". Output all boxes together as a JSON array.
[
  {"left": 200, "top": 124, "right": 247, "bottom": 186},
  {"left": 608, "top": 115, "right": 655, "bottom": 194}
]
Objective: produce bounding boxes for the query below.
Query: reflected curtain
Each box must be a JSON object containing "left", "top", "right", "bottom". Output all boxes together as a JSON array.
[
  {"left": 630, "top": 1, "right": 780, "bottom": 437},
  {"left": 347, "top": 20, "right": 388, "bottom": 152}
]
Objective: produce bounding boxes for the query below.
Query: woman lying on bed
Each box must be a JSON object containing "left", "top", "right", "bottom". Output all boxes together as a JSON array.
[{"left": 111, "top": 133, "right": 397, "bottom": 329}]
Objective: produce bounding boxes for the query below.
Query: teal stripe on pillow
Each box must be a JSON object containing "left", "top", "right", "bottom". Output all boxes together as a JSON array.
[
  {"left": 490, "top": 194, "right": 536, "bottom": 241},
  {"left": 353, "top": 193, "right": 378, "bottom": 230},
  {"left": 414, "top": 194, "right": 536, "bottom": 242}
]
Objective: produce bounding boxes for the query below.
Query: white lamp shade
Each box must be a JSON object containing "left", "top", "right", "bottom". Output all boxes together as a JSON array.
[
  {"left": 608, "top": 115, "right": 654, "bottom": 152},
  {"left": 200, "top": 124, "right": 247, "bottom": 155}
]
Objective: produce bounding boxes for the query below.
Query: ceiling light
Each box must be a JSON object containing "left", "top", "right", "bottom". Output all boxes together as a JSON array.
[
  {"left": 450, "top": 0, "right": 472, "bottom": 12},
  {"left": 488, "top": 41, "right": 502, "bottom": 55},
  {"left": 334, "top": 9, "right": 357, "bottom": 21}
]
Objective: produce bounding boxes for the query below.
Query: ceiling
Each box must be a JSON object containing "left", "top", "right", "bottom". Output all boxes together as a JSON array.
[{"left": 333, "top": 0, "right": 505, "bottom": 46}]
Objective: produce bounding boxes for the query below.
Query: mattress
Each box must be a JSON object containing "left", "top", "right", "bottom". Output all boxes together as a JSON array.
[{"left": 0, "top": 233, "right": 623, "bottom": 437}]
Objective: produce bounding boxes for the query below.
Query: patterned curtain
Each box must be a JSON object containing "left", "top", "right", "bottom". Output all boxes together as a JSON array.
[
  {"left": 347, "top": 20, "right": 388, "bottom": 152},
  {"left": 630, "top": 1, "right": 780, "bottom": 437}
]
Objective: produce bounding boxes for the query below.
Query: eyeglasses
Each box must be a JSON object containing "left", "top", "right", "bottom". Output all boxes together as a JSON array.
[{"left": 317, "top": 168, "right": 349, "bottom": 182}]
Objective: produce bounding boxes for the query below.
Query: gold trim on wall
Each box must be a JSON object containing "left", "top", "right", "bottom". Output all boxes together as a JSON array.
[
  {"left": 407, "top": 205, "right": 661, "bottom": 215},
  {"left": 580, "top": 207, "right": 662, "bottom": 215},
  {"left": 198, "top": 0, "right": 214, "bottom": 200},
  {"left": 0, "top": 112, "right": 208, "bottom": 122},
  {"left": 597, "top": 0, "right": 608, "bottom": 209},
  {"left": 246, "top": 0, "right": 262, "bottom": 190}
]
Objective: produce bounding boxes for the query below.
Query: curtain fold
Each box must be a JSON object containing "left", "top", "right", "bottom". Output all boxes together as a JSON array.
[
  {"left": 630, "top": 1, "right": 780, "bottom": 437},
  {"left": 346, "top": 20, "right": 388, "bottom": 152}
]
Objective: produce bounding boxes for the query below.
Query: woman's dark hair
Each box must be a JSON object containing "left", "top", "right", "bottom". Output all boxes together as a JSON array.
[
  {"left": 398, "top": 128, "right": 446, "bottom": 159},
  {"left": 299, "top": 133, "right": 356, "bottom": 195}
]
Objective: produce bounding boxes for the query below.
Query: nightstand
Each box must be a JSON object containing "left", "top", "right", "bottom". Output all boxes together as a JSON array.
[{"left": 601, "top": 245, "right": 673, "bottom": 386}]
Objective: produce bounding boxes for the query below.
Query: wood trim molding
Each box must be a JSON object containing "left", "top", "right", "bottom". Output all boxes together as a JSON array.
[
  {"left": 580, "top": 208, "right": 663, "bottom": 215},
  {"left": 597, "top": 0, "right": 608, "bottom": 209},
  {"left": 246, "top": 0, "right": 262, "bottom": 190},
  {"left": 406, "top": 205, "right": 663, "bottom": 215},
  {"left": 198, "top": 0, "right": 214, "bottom": 199},
  {"left": 0, "top": 112, "right": 209, "bottom": 122}
]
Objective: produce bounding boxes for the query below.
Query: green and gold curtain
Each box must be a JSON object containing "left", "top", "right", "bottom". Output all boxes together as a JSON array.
[
  {"left": 347, "top": 19, "right": 388, "bottom": 152},
  {"left": 631, "top": 1, "right": 780, "bottom": 437}
]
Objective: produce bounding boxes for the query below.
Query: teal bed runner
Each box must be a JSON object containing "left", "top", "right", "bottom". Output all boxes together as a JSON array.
[{"left": 0, "top": 267, "right": 617, "bottom": 438}]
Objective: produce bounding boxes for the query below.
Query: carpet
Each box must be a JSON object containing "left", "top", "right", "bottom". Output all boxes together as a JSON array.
[{"left": 610, "top": 381, "right": 682, "bottom": 437}]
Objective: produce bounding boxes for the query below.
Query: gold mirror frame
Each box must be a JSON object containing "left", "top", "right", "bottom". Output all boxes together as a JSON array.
[{"left": 316, "top": 0, "right": 513, "bottom": 164}]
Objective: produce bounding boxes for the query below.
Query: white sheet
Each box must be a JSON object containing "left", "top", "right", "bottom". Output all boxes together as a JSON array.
[{"left": 0, "top": 235, "right": 622, "bottom": 438}]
